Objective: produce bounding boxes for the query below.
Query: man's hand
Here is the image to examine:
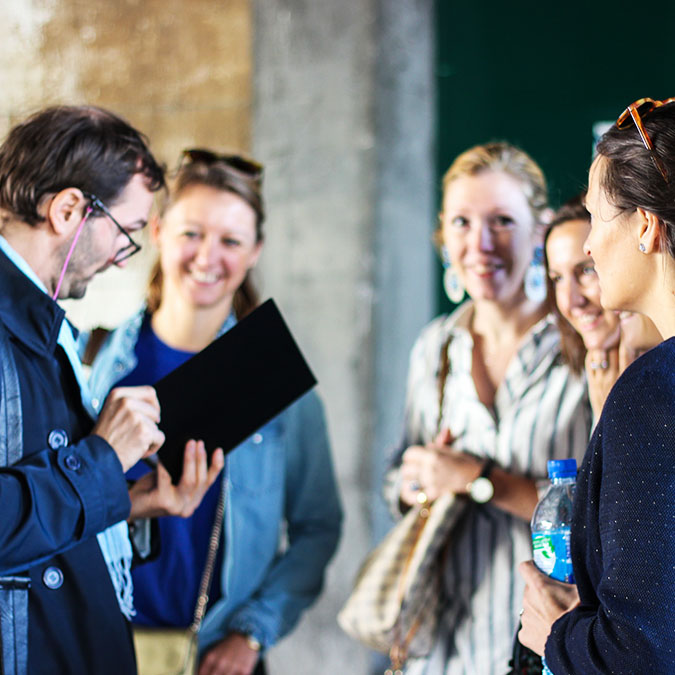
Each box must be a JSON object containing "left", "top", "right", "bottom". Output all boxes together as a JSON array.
[
  {"left": 92, "top": 386, "right": 165, "bottom": 471},
  {"left": 518, "top": 560, "right": 580, "bottom": 656},
  {"left": 128, "top": 441, "right": 225, "bottom": 519},
  {"left": 198, "top": 633, "right": 260, "bottom": 675}
]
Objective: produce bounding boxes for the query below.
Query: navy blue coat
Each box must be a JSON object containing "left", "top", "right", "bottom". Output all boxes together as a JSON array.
[
  {"left": 0, "top": 249, "right": 136, "bottom": 674},
  {"left": 546, "top": 338, "right": 675, "bottom": 674}
]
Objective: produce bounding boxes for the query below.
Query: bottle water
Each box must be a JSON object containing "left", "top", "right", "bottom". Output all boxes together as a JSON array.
[{"left": 531, "top": 458, "right": 577, "bottom": 675}]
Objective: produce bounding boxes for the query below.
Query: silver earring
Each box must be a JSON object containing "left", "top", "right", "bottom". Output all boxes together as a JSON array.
[
  {"left": 441, "top": 247, "right": 465, "bottom": 303},
  {"left": 524, "top": 246, "right": 547, "bottom": 303},
  {"left": 639, "top": 243, "right": 647, "bottom": 253}
]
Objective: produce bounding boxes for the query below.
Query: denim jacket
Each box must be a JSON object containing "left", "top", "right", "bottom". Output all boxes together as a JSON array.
[{"left": 86, "top": 310, "right": 343, "bottom": 651}]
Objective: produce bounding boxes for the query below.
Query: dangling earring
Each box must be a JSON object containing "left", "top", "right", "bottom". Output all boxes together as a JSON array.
[
  {"left": 524, "top": 245, "right": 547, "bottom": 303},
  {"left": 441, "top": 246, "right": 465, "bottom": 304}
]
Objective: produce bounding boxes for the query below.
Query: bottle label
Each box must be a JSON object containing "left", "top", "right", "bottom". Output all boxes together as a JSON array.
[{"left": 532, "top": 528, "right": 575, "bottom": 583}]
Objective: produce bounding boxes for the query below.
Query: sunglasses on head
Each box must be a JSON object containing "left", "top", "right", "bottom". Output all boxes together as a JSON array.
[
  {"left": 180, "top": 148, "right": 264, "bottom": 180},
  {"left": 616, "top": 97, "right": 675, "bottom": 183}
]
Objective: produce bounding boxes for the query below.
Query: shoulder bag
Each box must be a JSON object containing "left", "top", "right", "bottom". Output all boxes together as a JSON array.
[
  {"left": 337, "top": 333, "right": 467, "bottom": 673},
  {"left": 132, "top": 481, "right": 225, "bottom": 675}
]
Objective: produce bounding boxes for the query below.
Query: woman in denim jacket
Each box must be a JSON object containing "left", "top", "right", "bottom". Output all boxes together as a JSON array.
[{"left": 88, "top": 150, "right": 342, "bottom": 675}]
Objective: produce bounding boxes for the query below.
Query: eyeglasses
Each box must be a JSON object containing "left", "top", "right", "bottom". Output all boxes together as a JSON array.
[
  {"left": 180, "top": 148, "right": 264, "bottom": 180},
  {"left": 616, "top": 97, "right": 675, "bottom": 183},
  {"left": 81, "top": 191, "right": 142, "bottom": 263}
]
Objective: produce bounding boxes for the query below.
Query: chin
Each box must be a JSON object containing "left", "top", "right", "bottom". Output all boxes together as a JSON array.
[{"left": 65, "top": 286, "right": 88, "bottom": 301}]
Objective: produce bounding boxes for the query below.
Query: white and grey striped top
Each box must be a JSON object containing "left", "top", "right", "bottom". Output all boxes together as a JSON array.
[{"left": 391, "top": 302, "right": 592, "bottom": 675}]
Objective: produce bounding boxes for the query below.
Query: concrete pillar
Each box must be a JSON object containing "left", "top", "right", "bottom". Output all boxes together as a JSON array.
[{"left": 252, "top": 0, "right": 376, "bottom": 671}]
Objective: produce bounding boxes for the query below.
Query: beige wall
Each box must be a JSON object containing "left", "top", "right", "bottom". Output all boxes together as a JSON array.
[{"left": 1, "top": 0, "right": 254, "bottom": 327}]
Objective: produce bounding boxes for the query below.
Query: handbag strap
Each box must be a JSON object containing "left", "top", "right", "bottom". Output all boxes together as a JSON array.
[
  {"left": 436, "top": 332, "right": 453, "bottom": 436},
  {"left": 0, "top": 321, "right": 29, "bottom": 675},
  {"left": 189, "top": 478, "right": 226, "bottom": 633},
  {"left": 389, "top": 331, "right": 455, "bottom": 670}
]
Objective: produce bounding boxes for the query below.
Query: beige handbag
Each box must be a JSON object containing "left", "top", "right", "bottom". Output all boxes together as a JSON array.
[
  {"left": 337, "top": 493, "right": 465, "bottom": 671},
  {"left": 338, "top": 334, "right": 467, "bottom": 672},
  {"left": 132, "top": 483, "right": 225, "bottom": 675}
]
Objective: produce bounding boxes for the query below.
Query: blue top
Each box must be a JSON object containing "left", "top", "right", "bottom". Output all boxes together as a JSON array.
[
  {"left": 546, "top": 337, "right": 675, "bottom": 674},
  {"left": 86, "top": 308, "right": 342, "bottom": 652},
  {"left": 116, "top": 316, "right": 224, "bottom": 627}
]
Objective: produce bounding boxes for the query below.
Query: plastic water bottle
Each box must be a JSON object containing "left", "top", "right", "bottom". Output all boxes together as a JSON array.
[{"left": 531, "top": 458, "right": 577, "bottom": 675}]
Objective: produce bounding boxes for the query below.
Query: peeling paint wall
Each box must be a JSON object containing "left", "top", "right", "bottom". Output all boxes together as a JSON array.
[{"left": 0, "top": 0, "right": 253, "bottom": 327}]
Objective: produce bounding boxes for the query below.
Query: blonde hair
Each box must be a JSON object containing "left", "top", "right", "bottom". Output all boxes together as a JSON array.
[{"left": 442, "top": 142, "right": 549, "bottom": 223}]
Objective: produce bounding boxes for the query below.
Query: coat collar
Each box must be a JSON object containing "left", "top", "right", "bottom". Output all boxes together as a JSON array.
[{"left": 0, "top": 246, "right": 64, "bottom": 356}]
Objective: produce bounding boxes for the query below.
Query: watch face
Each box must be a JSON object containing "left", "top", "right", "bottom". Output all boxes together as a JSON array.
[{"left": 470, "top": 477, "right": 494, "bottom": 503}]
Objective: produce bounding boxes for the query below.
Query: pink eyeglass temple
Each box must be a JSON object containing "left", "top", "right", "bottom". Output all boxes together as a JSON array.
[{"left": 52, "top": 206, "right": 93, "bottom": 301}]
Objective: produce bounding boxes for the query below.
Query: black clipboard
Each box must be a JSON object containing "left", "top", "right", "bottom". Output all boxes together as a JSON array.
[{"left": 154, "top": 299, "right": 317, "bottom": 483}]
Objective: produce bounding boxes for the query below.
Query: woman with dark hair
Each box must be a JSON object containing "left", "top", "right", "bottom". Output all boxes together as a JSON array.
[
  {"left": 519, "top": 99, "right": 675, "bottom": 673},
  {"left": 88, "top": 150, "right": 342, "bottom": 675},
  {"left": 544, "top": 195, "right": 661, "bottom": 418}
]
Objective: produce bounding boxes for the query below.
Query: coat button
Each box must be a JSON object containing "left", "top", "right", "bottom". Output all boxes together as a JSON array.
[
  {"left": 65, "top": 454, "right": 81, "bottom": 471},
  {"left": 252, "top": 433, "right": 263, "bottom": 444},
  {"left": 47, "top": 429, "right": 69, "bottom": 450},
  {"left": 43, "top": 566, "right": 64, "bottom": 590}
]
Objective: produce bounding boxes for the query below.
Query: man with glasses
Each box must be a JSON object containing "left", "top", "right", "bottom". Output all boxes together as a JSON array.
[{"left": 0, "top": 105, "right": 219, "bottom": 674}]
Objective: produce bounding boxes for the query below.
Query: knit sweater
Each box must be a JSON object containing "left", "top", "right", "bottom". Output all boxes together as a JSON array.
[{"left": 546, "top": 337, "right": 675, "bottom": 674}]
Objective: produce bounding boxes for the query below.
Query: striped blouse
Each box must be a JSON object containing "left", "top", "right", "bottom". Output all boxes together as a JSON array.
[{"left": 391, "top": 302, "right": 592, "bottom": 675}]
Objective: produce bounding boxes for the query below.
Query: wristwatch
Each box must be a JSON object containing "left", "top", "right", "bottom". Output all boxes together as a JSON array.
[{"left": 466, "top": 458, "right": 495, "bottom": 503}]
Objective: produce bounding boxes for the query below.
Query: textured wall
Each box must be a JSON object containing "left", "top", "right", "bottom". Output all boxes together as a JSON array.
[
  {"left": 0, "top": 0, "right": 253, "bottom": 327},
  {"left": 252, "top": 0, "right": 375, "bottom": 672},
  {"left": 0, "top": 1, "right": 436, "bottom": 673}
]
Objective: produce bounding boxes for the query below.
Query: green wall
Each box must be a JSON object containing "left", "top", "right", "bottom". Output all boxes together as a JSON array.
[{"left": 435, "top": 2, "right": 675, "bottom": 313}]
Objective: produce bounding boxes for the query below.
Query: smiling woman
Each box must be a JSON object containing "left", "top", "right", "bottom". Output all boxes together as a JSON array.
[
  {"left": 86, "top": 148, "right": 342, "bottom": 675},
  {"left": 385, "top": 143, "right": 590, "bottom": 675},
  {"left": 544, "top": 195, "right": 661, "bottom": 418}
]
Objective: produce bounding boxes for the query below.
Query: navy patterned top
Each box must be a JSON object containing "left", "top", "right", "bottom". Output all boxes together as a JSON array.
[{"left": 547, "top": 337, "right": 675, "bottom": 673}]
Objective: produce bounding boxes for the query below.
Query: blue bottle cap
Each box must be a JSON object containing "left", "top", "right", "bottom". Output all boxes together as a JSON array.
[{"left": 547, "top": 458, "right": 577, "bottom": 480}]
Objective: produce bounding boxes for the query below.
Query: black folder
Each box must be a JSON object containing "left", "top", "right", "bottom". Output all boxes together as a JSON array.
[{"left": 154, "top": 299, "right": 317, "bottom": 483}]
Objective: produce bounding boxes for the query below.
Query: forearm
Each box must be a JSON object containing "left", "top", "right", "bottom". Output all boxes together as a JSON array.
[
  {"left": 0, "top": 436, "right": 130, "bottom": 573},
  {"left": 488, "top": 466, "right": 539, "bottom": 521}
]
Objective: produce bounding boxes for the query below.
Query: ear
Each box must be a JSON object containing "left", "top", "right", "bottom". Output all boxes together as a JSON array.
[
  {"left": 248, "top": 238, "right": 264, "bottom": 269},
  {"left": 149, "top": 213, "right": 162, "bottom": 245},
  {"left": 636, "top": 208, "right": 662, "bottom": 253},
  {"left": 532, "top": 208, "right": 553, "bottom": 246},
  {"left": 46, "top": 188, "right": 88, "bottom": 237}
]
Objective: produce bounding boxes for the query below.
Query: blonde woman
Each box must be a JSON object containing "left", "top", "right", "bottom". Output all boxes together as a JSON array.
[{"left": 389, "top": 143, "right": 591, "bottom": 674}]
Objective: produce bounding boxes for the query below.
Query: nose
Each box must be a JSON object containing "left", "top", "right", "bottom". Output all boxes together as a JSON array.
[
  {"left": 195, "top": 235, "right": 217, "bottom": 266},
  {"left": 468, "top": 222, "right": 495, "bottom": 252},
  {"left": 582, "top": 231, "right": 592, "bottom": 258}
]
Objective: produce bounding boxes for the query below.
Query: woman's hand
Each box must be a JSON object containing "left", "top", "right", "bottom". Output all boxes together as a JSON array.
[
  {"left": 585, "top": 345, "right": 620, "bottom": 419},
  {"left": 128, "top": 440, "right": 224, "bottom": 519},
  {"left": 585, "top": 324, "right": 621, "bottom": 418},
  {"left": 198, "top": 633, "right": 260, "bottom": 675},
  {"left": 518, "top": 560, "right": 580, "bottom": 656},
  {"left": 399, "top": 429, "right": 483, "bottom": 505}
]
